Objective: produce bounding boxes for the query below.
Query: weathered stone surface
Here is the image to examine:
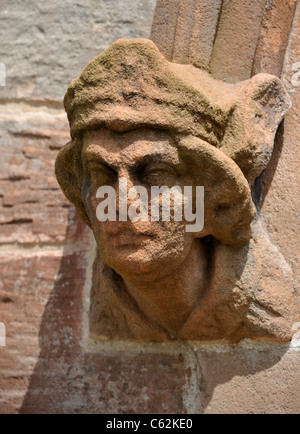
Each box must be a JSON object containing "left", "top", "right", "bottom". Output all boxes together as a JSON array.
[
  {"left": 0, "top": 0, "right": 156, "bottom": 101},
  {"left": 151, "top": 0, "right": 222, "bottom": 70},
  {"left": 0, "top": 239, "right": 297, "bottom": 415},
  {"left": 0, "top": 0, "right": 299, "bottom": 416},
  {"left": 0, "top": 248, "right": 89, "bottom": 413},
  {"left": 0, "top": 248, "right": 189, "bottom": 414},
  {"left": 0, "top": 107, "right": 89, "bottom": 245},
  {"left": 252, "top": 0, "right": 297, "bottom": 77},
  {"left": 197, "top": 343, "right": 300, "bottom": 414},
  {"left": 21, "top": 350, "right": 189, "bottom": 414},
  {"left": 56, "top": 38, "right": 292, "bottom": 342},
  {"left": 180, "top": 220, "right": 293, "bottom": 342},
  {"left": 210, "top": 0, "right": 268, "bottom": 82},
  {"left": 63, "top": 38, "right": 290, "bottom": 183},
  {"left": 151, "top": 0, "right": 286, "bottom": 83},
  {"left": 151, "top": 0, "right": 298, "bottom": 83},
  {"left": 260, "top": 1, "right": 300, "bottom": 321}
]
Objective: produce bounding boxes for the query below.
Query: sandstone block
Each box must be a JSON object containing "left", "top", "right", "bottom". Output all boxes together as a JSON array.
[
  {"left": 0, "top": 0, "right": 156, "bottom": 101},
  {"left": 210, "top": 0, "right": 268, "bottom": 82},
  {"left": 151, "top": 0, "right": 222, "bottom": 70},
  {"left": 197, "top": 344, "right": 300, "bottom": 414},
  {"left": 0, "top": 108, "right": 90, "bottom": 245}
]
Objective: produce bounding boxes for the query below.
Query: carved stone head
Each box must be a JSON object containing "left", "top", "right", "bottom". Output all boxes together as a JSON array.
[{"left": 56, "top": 39, "right": 293, "bottom": 342}]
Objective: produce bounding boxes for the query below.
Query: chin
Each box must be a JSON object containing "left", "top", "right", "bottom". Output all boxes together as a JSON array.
[{"left": 106, "top": 251, "right": 159, "bottom": 278}]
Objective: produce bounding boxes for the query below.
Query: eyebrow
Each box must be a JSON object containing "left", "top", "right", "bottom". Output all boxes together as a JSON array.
[
  {"left": 82, "top": 149, "right": 120, "bottom": 172},
  {"left": 83, "top": 152, "right": 186, "bottom": 179},
  {"left": 82, "top": 143, "right": 185, "bottom": 173},
  {"left": 130, "top": 152, "right": 182, "bottom": 170}
]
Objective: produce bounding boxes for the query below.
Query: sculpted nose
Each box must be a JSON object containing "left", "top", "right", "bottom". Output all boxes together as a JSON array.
[
  {"left": 115, "top": 169, "right": 148, "bottom": 223},
  {"left": 118, "top": 168, "right": 134, "bottom": 189},
  {"left": 115, "top": 169, "right": 137, "bottom": 218}
]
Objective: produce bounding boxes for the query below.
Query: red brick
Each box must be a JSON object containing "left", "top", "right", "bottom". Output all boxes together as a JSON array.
[
  {"left": 0, "top": 247, "right": 190, "bottom": 414},
  {"left": 0, "top": 109, "right": 90, "bottom": 245},
  {"left": 0, "top": 248, "right": 90, "bottom": 413}
]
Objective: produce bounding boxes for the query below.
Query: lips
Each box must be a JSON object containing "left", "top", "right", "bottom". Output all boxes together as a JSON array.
[{"left": 103, "top": 220, "right": 155, "bottom": 238}]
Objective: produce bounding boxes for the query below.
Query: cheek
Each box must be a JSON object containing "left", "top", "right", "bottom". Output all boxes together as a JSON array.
[
  {"left": 155, "top": 221, "right": 193, "bottom": 250},
  {"left": 97, "top": 220, "right": 192, "bottom": 253},
  {"left": 82, "top": 183, "right": 98, "bottom": 225},
  {"left": 81, "top": 174, "right": 106, "bottom": 225},
  {"left": 81, "top": 177, "right": 194, "bottom": 255}
]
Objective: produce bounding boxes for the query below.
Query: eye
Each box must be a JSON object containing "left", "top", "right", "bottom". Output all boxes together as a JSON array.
[
  {"left": 89, "top": 162, "right": 117, "bottom": 186},
  {"left": 138, "top": 164, "right": 177, "bottom": 187}
]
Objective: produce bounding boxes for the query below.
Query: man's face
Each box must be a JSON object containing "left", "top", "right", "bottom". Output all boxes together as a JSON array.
[{"left": 81, "top": 127, "right": 196, "bottom": 281}]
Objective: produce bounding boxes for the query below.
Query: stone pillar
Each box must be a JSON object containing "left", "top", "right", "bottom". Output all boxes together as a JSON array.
[{"left": 152, "top": 0, "right": 300, "bottom": 326}]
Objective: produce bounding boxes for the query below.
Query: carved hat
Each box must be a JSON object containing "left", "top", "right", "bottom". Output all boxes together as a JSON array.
[
  {"left": 57, "top": 39, "right": 291, "bottom": 247},
  {"left": 64, "top": 38, "right": 291, "bottom": 182}
]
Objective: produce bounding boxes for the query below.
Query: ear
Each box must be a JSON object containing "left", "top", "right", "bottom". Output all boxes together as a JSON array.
[
  {"left": 220, "top": 74, "right": 291, "bottom": 181},
  {"left": 177, "top": 136, "right": 256, "bottom": 247},
  {"left": 55, "top": 140, "right": 91, "bottom": 227}
]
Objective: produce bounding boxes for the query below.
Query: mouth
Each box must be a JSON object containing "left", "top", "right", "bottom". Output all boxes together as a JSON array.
[
  {"left": 117, "top": 231, "right": 152, "bottom": 246},
  {"left": 104, "top": 220, "right": 156, "bottom": 238}
]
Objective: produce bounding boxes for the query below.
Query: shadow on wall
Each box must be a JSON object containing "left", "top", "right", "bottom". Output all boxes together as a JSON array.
[
  {"left": 19, "top": 209, "right": 190, "bottom": 414},
  {"left": 252, "top": 122, "right": 285, "bottom": 210},
  {"left": 197, "top": 343, "right": 290, "bottom": 413},
  {"left": 19, "top": 208, "right": 290, "bottom": 414},
  {"left": 20, "top": 209, "right": 91, "bottom": 413}
]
